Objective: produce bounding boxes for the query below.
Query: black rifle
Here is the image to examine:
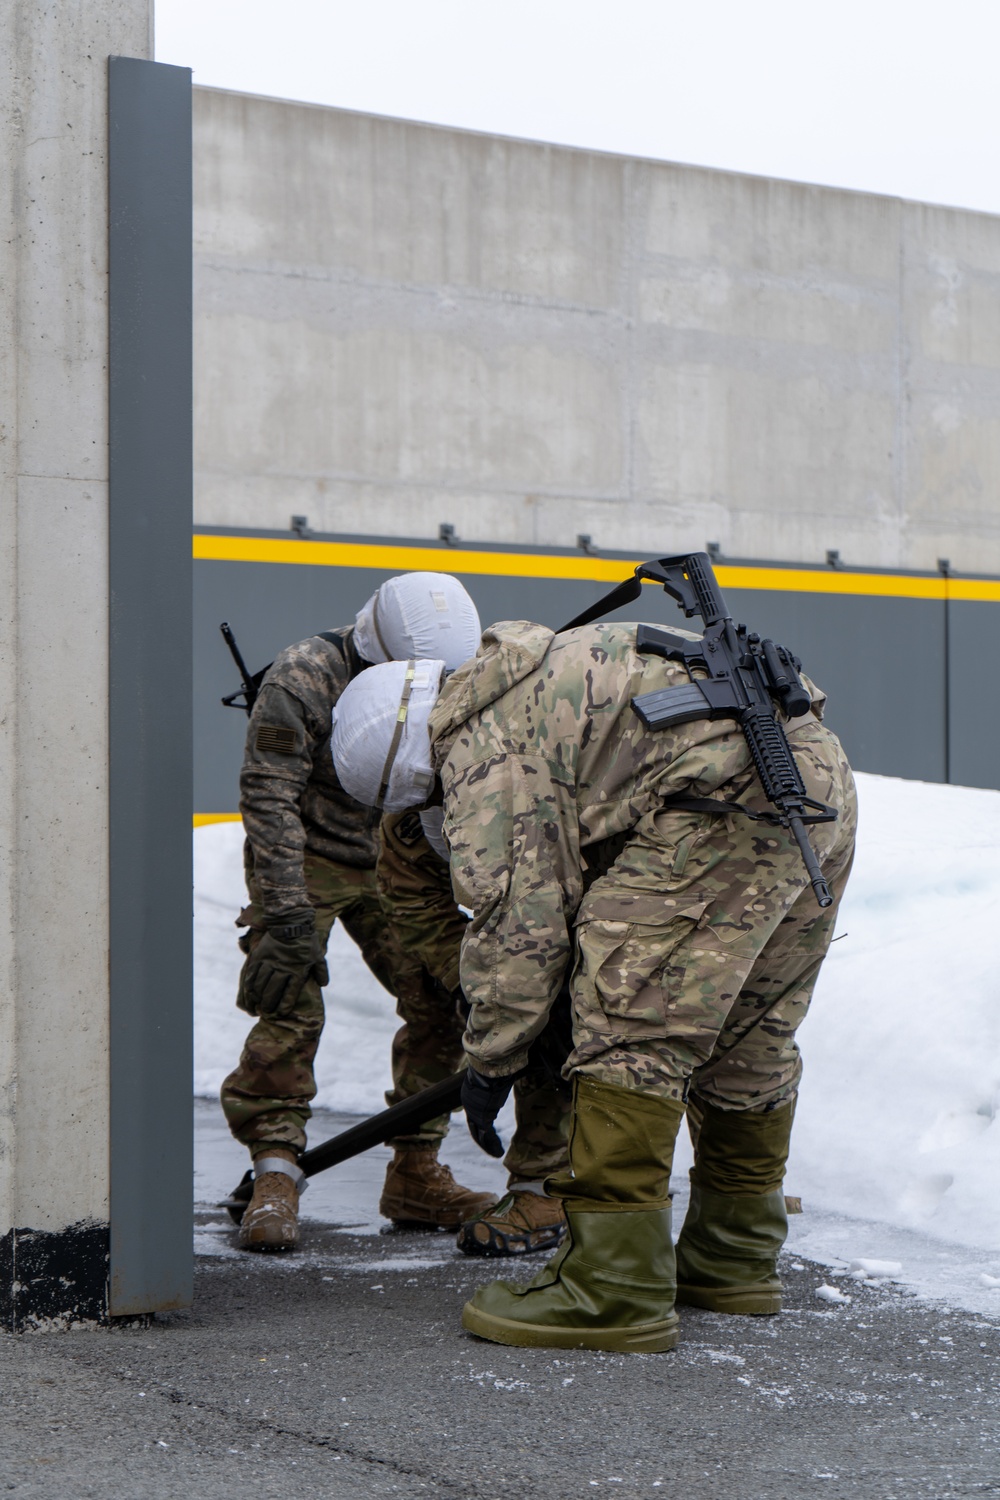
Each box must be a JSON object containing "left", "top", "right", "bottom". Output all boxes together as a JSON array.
[
  {"left": 561, "top": 552, "right": 837, "bottom": 908},
  {"left": 220, "top": 622, "right": 272, "bottom": 716}
]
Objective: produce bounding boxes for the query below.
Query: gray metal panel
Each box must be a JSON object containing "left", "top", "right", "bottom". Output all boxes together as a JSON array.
[
  {"left": 108, "top": 57, "right": 193, "bottom": 1314},
  {"left": 721, "top": 589, "right": 947, "bottom": 784},
  {"left": 948, "top": 602, "right": 1000, "bottom": 790}
]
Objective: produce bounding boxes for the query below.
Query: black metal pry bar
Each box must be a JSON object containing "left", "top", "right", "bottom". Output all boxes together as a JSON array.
[{"left": 220, "top": 1069, "right": 466, "bottom": 1223}]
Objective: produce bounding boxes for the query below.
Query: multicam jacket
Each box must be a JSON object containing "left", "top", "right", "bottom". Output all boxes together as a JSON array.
[
  {"left": 426, "top": 619, "right": 831, "bottom": 1077},
  {"left": 240, "top": 627, "right": 376, "bottom": 918}
]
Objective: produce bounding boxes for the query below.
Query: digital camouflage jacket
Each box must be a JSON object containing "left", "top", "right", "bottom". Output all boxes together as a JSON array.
[
  {"left": 426, "top": 619, "right": 833, "bottom": 1077},
  {"left": 240, "top": 627, "right": 376, "bottom": 918}
]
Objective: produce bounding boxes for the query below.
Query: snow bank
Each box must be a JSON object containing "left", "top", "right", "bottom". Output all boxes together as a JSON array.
[
  {"left": 194, "top": 770, "right": 1000, "bottom": 1253},
  {"left": 788, "top": 771, "right": 1000, "bottom": 1254}
]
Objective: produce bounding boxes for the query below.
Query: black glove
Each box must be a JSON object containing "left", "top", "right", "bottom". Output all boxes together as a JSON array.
[
  {"left": 461, "top": 1066, "right": 520, "bottom": 1159},
  {"left": 237, "top": 910, "right": 329, "bottom": 1018}
]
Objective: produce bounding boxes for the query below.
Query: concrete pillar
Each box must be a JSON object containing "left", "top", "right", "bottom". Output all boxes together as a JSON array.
[{"left": 0, "top": 4, "right": 191, "bottom": 1327}]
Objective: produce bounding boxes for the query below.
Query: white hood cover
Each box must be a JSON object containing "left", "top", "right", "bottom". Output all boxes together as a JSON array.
[
  {"left": 331, "top": 658, "right": 445, "bottom": 813},
  {"left": 354, "top": 572, "right": 481, "bottom": 670}
]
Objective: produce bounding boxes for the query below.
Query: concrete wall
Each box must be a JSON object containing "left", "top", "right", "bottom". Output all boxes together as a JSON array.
[
  {"left": 193, "top": 89, "right": 1000, "bottom": 576},
  {"left": 0, "top": 1, "right": 153, "bottom": 1326}
]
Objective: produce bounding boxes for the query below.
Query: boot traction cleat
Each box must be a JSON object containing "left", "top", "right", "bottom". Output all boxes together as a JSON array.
[{"left": 457, "top": 1190, "right": 567, "bottom": 1258}]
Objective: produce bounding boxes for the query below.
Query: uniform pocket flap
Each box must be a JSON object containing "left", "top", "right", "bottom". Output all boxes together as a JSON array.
[{"left": 580, "top": 892, "right": 710, "bottom": 926}]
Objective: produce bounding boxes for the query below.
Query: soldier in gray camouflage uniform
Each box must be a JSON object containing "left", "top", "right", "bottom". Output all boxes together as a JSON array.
[
  {"left": 331, "top": 618, "right": 857, "bottom": 1351},
  {"left": 226, "top": 573, "right": 496, "bottom": 1252},
  {"left": 378, "top": 809, "right": 571, "bottom": 1257}
]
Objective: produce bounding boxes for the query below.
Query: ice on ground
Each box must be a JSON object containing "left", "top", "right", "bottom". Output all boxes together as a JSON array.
[
  {"left": 815, "top": 1284, "right": 852, "bottom": 1305},
  {"left": 194, "top": 769, "right": 1000, "bottom": 1308},
  {"left": 848, "top": 1258, "right": 903, "bottom": 1278}
]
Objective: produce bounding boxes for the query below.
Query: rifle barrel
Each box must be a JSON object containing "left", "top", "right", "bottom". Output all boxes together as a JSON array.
[
  {"left": 789, "top": 814, "right": 833, "bottom": 907},
  {"left": 220, "top": 621, "right": 253, "bottom": 687}
]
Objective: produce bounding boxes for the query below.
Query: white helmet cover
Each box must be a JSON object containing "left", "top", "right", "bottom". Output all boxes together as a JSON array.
[
  {"left": 354, "top": 573, "right": 481, "bottom": 671},
  {"left": 332, "top": 658, "right": 445, "bottom": 813}
]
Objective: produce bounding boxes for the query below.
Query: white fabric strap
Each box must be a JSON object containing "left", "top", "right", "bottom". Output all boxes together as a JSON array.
[
  {"left": 254, "top": 1156, "right": 307, "bottom": 1193},
  {"left": 331, "top": 657, "right": 443, "bottom": 813},
  {"left": 374, "top": 659, "right": 416, "bottom": 811}
]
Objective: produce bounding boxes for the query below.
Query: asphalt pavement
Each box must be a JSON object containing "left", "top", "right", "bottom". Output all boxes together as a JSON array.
[{"left": 1, "top": 1103, "right": 998, "bottom": 1499}]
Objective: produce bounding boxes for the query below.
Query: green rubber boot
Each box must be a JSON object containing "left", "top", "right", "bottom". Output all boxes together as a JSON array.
[
  {"left": 675, "top": 1097, "right": 794, "bottom": 1315},
  {"left": 461, "top": 1077, "right": 685, "bottom": 1354}
]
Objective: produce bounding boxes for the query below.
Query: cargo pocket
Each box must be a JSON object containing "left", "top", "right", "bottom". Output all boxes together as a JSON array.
[{"left": 571, "top": 892, "right": 709, "bottom": 1050}]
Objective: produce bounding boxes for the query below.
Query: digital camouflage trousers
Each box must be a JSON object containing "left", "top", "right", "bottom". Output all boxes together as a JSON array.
[
  {"left": 221, "top": 854, "right": 468, "bottom": 1157},
  {"left": 567, "top": 720, "right": 858, "bottom": 1117}
]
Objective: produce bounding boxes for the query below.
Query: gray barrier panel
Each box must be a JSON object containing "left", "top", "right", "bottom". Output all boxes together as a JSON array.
[
  {"left": 721, "top": 588, "right": 946, "bottom": 785},
  {"left": 195, "top": 553, "right": 967, "bottom": 813},
  {"left": 948, "top": 601, "right": 1000, "bottom": 790},
  {"left": 109, "top": 57, "right": 193, "bottom": 1314}
]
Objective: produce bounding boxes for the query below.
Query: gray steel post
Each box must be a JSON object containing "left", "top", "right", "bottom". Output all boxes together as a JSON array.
[{"left": 108, "top": 55, "right": 193, "bottom": 1315}]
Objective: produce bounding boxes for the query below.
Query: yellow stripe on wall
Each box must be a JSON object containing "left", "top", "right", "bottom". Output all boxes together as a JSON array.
[
  {"left": 194, "top": 533, "right": 639, "bottom": 583},
  {"left": 193, "top": 813, "right": 242, "bottom": 828},
  {"left": 193, "top": 533, "right": 1000, "bottom": 604}
]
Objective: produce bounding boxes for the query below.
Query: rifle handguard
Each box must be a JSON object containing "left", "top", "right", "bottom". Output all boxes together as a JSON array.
[{"left": 625, "top": 559, "right": 838, "bottom": 909}]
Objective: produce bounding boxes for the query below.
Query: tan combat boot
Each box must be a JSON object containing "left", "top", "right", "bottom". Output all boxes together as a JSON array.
[
  {"left": 238, "top": 1150, "right": 304, "bottom": 1252},
  {"left": 379, "top": 1148, "right": 497, "bottom": 1229},
  {"left": 457, "top": 1188, "right": 567, "bottom": 1257}
]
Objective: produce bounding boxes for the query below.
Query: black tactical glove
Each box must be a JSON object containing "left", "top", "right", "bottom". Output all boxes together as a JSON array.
[
  {"left": 237, "top": 910, "right": 329, "bottom": 1018},
  {"left": 461, "top": 1066, "right": 522, "bottom": 1159}
]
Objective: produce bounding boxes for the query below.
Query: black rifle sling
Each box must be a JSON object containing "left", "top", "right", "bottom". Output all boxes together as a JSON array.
[
  {"left": 659, "top": 794, "right": 781, "bottom": 825},
  {"left": 558, "top": 572, "right": 645, "bottom": 632}
]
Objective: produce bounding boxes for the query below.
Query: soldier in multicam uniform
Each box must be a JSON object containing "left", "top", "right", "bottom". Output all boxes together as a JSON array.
[
  {"left": 378, "top": 809, "right": 571, "bottom": 1257},
  {"left": 226, "top": 573, "right": 497, "bottom": 1251},
  {"left": 331, "top": 618, "right": 857, "bottom": 1352}
]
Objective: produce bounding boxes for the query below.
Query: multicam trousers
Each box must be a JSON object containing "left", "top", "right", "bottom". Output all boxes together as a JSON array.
[
  {"left": 567, "top": 719, "right": 858, "bottom": 1117},
  {"left": 221, "top": 853, "right": 467, "bottom": 1156}
]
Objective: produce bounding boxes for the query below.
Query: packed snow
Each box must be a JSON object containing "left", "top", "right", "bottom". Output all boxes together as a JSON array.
[{"left": 194, "top": 770, "right": 1000, "bottom": 1308}]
